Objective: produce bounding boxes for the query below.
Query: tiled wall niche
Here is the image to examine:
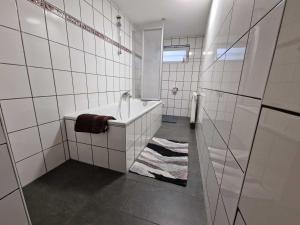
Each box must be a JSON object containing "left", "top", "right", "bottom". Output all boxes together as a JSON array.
[
  {"left": 0, "top": 0, "right": 134, "bottom": 187},
  {"left": 196, "top": 0, "right": 287, "bottom": 225},
  {"left": 161, "top": 36, "right": 203, "bottom": 117},
  {"left": 0, "top": 117, "right": 31, "bottom": 224}
]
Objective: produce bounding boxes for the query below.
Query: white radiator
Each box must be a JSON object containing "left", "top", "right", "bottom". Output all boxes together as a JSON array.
[{"left": 190, "top": 92, "right": 198, "bottom": 128}]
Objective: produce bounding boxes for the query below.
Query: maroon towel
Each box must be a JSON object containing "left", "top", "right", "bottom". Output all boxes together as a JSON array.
[{"left": 75, "top": 114, "right": 116, "bottom": 134}]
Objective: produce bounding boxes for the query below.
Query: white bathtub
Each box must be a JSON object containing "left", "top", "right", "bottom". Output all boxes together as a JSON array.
[{"left": 64, "top": 99, "right": 162, "bottom": 173}]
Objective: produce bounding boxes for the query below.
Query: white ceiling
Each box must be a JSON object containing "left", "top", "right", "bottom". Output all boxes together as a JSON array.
[{"left": 113, "top": 0, "right": 212, "bottom": 38}]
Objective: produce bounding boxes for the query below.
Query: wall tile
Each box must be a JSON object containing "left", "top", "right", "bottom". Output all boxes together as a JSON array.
[
  {"left": 47, "top": 0, "right": 64, "bottom": 9},
  {"left": 229, "top": 97, "right": 261, "bottom": 170},
  {"left": 234, "top": 211, "right": 246, "bottom": 225},
  {"left": 1, "top": 98, "right": 36, "bottom": 132},
  {"left": 239, "top": 3, "right": 284, "bottom": 98},
  {"left": 0, "top": 190, "right": 29, "bottom": 225},
  {"left": 34, "top": 96, "right": 59, "bottom": 124},
  {"left": 96, "top": 39, "right": 105, "bottom": 58},
  {"left": 220, "top": 150, "right": 244, "bottom": 224},
  {"left": 17, "top": 0, "right": 47, "bottom": 38},
  {"left": 57, "top": 95, "right": 76, "bottom": 118},
  {"left": 220, "top": 35, "right": 248, "bottom": 94},
  {"left": 80, "top": 0, "right": 94, "bottom": 28},
  {"left": 9, "top": 127, "right": 42, "bottom": 162},
  {"left": 0, "top": 26, "right": 25, "bottom": 65},
  {"left": 98, "top": 75, "right": 107, "bottom": 92},
  {"left": 46, "top": 11, "right": 68, "bottom": 45},
  {"left": 263, "top": 0, "right": 300, "bottom": 113},
  {"left": 75, "top": 94, "right": 89, "bottom": 111},
  {"left": 0, "top": 0, "right": 19, "bottom": 29},
  {"left": 0, "top": 64, "right": 31, "bottom": 99},
  {"left": 54, "top": 70, "right": 74, "bottom": 95},
  {"left": 65, "top": 0, "right": 81, "bottom": 19},
  {"left": 206, "top": 162, "right": 220, "bottom": 222},
  {"left": 67, "top": 22, "right": 84, "bottom": 50},
  {"left": 0, "top": 144, "right": 18, "bottom": 199},
  {"left": 73, "top": 72, "right": 88, "bottom": 94},
  {"left": 239, "top": 108, "right": 300, "bottom": 225},
  {"left": 228, "top": 0, "right": 254, "bottom": 47},
  {"left": 215, "top": 92, "right": 237, "bottom": 144},
  {"left": 39, "top": 121, "right": 62, "bottom": 149},
  {"left": 251, "top": 0, "right": 282, "bottom": 26},
  {"left": 28, "top": 67, "right": 55, "bottom": 97},
  {"left": 85, "top": 53, "right": 97, "bottom": 74},
  {"left": 103, "top": 0, "right": 112, "bottom": 21},
  {"left": 16, "top": 152, "right": 46, "bottom": 186},
  {"left": 23, "top": 33, "right": 52, "bottom": 68},
  {"left": 214, "top": 196, "right": 230, "bottom": 225},
  {"left": 70, "top": 48, "right": 85, "bottom": 72},
  {"left": 0, "top": 122, "right": 5, "bottom": 145},
  {"left": 44, "top": 143, "right": 65, "bottom": 171},
  {"left": 83, "top": 30, "right": 95, "bottom": 54},
  {"left": 50, "top": 41, "right": 71, "bottom": 71},
  {"left": 88, "top": 93, "right": 99, "bottom": 108}
]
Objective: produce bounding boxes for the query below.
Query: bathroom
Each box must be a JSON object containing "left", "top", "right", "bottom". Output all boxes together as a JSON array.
[{"left": 0, "top": 0, "right": 299, "bottom": 224}]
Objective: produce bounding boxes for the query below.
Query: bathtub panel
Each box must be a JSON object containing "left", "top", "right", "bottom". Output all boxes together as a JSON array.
[
  {"left": 68, "top": 141, "right": 78, "bottom": 160},
  {"left": 108, "top": 126, "right": 126, "bottom": 151},
  {"left": 109, "top": 150, "right": 126, "bottom": 173},
  {"left": 91, "top": 132, "right": 107, "bottom": 148},
  {"left": 134, "top": 117, "right": 142, "bottom": 141},
  {"left": 134, "top": 137, "right": 142, "bottom": 159},
  {"left": 126, "top": 145, "right": 135, "bottom": 170},
  {"left": 92, "top": 146, "right": 109, "bottom": 169},
  {"left": 142, "top": 114, "right": 147, "bottom": 133},
  {"left": 64, "top": 101, "right": 162, "bottom": 173},
  {"left": 77, "top": 143, "right": 93, "bottom": 165},
  {"left": 126, "top": 122, "right": 135, "bottom": 150},
  {"left": 76, "top": 132, "right": 91, "bottom": 145},
  {"left": 65, "top": 120, "right": 76, "bottom": 142}
]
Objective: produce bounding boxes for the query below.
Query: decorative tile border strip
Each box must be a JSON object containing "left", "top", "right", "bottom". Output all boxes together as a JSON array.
[{"left": 28, "top": 0, "right": 132, "bottom": 54}]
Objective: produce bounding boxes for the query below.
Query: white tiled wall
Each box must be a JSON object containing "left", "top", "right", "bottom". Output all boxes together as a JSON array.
[
  {"left": 161, "top": 36, "right": 203, "bottom": 117},
  {"left": 196, "top": 0, "right": 286, "bottom": 224},
  {"left": 0, "top": 118, "right": 31, "bottom": 224},
  {"left": 238, "top": 0, "right": 300, "bottom": 224},
  {"left": 0, "top": 0, "right": 134, "bottom": 187}
]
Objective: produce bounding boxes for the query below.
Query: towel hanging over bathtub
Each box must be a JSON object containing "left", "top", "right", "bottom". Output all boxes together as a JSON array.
[{"left": 75, "top": 114, "right": 116, "bottom": 134}]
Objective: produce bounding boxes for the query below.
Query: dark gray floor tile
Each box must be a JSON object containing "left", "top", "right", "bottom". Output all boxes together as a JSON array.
[
  {"left": 23, "top": 119, "right": 207, "bottom": 225},
  {"left": 65, "top": 202, "right": 158, "bottom": 225}
]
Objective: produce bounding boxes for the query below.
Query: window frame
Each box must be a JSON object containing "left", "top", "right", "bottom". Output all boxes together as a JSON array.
[{"left": 163, "top": 44, "right": 190, "bottom": 63}]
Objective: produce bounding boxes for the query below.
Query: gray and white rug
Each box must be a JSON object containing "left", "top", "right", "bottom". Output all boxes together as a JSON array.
[{"left": 129, "top": 137, "right": 189, "bottom": 186}]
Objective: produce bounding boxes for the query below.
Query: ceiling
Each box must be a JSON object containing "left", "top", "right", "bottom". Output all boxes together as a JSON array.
[{"left": 113, "top": 0, "right": 212, "bottom": 38}]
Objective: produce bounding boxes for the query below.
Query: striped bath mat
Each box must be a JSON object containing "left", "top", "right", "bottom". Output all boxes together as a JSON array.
[{"left": 129, "top": 137, "right": 189, "bottom": 186}]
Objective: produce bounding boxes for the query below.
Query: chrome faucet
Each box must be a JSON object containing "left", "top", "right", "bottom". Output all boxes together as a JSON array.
[{"left": 118, "top": 91, "right": 132, "bottom": 120}]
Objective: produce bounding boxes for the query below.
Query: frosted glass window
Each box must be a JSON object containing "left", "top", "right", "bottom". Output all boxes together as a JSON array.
[{"left": 163, "top": 46, "right": 189, "bottom": 63}]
